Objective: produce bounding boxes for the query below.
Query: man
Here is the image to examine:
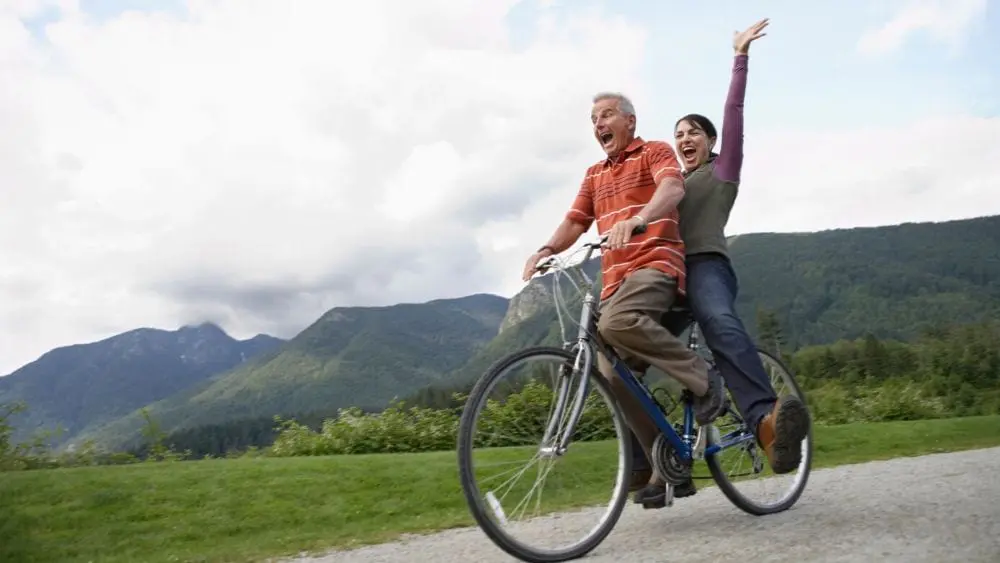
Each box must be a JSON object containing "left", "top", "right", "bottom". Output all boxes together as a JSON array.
[{"left": 521, "top": 92, "right": 726, "bottom": 509}]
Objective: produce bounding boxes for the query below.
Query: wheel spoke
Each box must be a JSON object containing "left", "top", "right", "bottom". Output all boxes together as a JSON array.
[
  {"left": 704, "top": 348, "right": 812, "bottom": 515},
  {"left": 457, "top": 347, "right": 632, "bottom": 562}
]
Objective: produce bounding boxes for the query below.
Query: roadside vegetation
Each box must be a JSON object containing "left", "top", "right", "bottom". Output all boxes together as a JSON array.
[
  {"left": 2, "top": 415, "right": 998, "bottom": 563},
  {"left": 2, "top": 320, "right": 998, "bottom": 562}
]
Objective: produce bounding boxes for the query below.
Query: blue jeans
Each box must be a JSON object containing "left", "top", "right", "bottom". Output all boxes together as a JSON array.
[
  {"left": 629, "top": 253, "right": 777, "bottom": 472},
  {"left": 686, "top": 253, "right": 777, "bottom": 432}
]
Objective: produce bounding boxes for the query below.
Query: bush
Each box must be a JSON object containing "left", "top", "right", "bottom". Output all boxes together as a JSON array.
[
  {"left": 1, "top": 401, "right": 165, "bottom": 471},
  {"left": 269, "top": 380, "right": 620, "bottom": 457},
  {"left": 270, "top": 399, "right": 464, "bottom": 456}
]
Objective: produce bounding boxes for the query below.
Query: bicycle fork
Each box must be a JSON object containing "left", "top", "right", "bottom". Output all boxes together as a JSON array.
[{"left": 539, "top": 294, "right": 598, "bottom": 457}]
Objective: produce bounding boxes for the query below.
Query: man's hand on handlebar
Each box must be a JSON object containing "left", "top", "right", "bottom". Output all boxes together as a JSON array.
[
  {"left": 522, "top": 220, "right": 647, "bottom": 282},
  {"left": 605, "top": 216, "right": 647, "bottom": 251},
  {"left": 522, "top": 248, "right": 554, "bottom": 282}
]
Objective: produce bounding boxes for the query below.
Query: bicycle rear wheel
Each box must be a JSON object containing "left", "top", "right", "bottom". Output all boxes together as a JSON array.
[
  {"left": 704, "top": 348, "right": 813, "bottom": 515},
  {"left": 457, "top": 346, "right": 632, "bottom": 562}
]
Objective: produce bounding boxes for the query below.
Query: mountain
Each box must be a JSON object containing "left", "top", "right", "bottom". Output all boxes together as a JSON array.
[
  {"left": 408, "top": 214, "right": 1000, "bottom": 405},
  {"left": 20, "top": 214, "right": 1000, "bottom": 452},
  {"left": 72, "top": 293, "right": 509, "bottom": 451},
  {"left": 0, "top": 323, "right": 284, "bottom": 445},
  {"left": 724, "top": 215, "right": 1000, "bottom": 345}
]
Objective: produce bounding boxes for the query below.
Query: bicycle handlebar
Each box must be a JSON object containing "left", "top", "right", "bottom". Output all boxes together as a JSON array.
[
  {"left": 534, "top": 222, "right": 648, "bottom": 276},
  {"left": 592, "top": 222, "right": 647, "bottom": 248}
]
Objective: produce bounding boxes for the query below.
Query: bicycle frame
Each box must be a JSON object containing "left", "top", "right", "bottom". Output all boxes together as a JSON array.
[{"left": 536, "top": 236, "right": 756, "bottom": 463}]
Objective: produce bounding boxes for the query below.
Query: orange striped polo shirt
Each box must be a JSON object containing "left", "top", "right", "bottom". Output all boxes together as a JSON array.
[{"left": 565, "top": 137, "right": 687, "bottom": 301}]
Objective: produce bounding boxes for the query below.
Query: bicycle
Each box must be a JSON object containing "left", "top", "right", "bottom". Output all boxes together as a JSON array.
[{"left": 456, "top": 226, "right": 813, "bottom": 563}]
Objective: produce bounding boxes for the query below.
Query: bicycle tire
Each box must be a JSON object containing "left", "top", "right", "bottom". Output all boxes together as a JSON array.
[
  {"left": 705, "top": 347, "right": 813, "bottom": 516},
  {"left": 456, "top": 345, "right": 633, "bottom": 563}
]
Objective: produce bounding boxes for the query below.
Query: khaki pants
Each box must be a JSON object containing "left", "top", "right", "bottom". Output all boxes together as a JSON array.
[
  {"left": 596, "top": 268, "right": 709, "bottom": 393},
  {"left": 595, "top": 268, "right": 710, "bottom": 480}
]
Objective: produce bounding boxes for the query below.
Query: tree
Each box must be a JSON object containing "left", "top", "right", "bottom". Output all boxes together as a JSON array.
[
  {"left": 756, "top": 307, "right": 785, "bottom": 355},
  {"left": 140, "top": 407, "right": 169, "bottom": 461},
  {"left": 0, "top": 401, "right": 27, "bottom": 462}
]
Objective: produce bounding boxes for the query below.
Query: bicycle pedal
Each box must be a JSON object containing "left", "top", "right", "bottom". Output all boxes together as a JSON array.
[
  {"left": 639, "top": 485, "right": 674, "bottom": 510},
  {"left": 640, "top": 499, "right": 673, "bottom": 510}
]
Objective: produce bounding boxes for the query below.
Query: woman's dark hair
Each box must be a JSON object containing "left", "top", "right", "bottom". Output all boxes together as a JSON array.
[
  {"left": 674, "top": 113, "right": 718, "bottom": 158},
  {"left": 674, "top": 113, "right": 717, "bottom": 139}
]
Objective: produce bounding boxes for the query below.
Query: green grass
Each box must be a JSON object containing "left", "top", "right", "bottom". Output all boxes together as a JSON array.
[{"left": 3, "top": 415, "right": 999, "bottom": 563}]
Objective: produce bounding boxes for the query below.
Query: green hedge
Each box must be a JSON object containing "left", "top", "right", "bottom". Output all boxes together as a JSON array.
[{"left": 269, "top": 379, "right": 618, "bottom": 457}]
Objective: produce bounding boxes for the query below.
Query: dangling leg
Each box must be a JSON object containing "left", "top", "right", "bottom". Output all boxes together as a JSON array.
[{"left": 686, "top": 254, "right": 810, "bottom": 474}]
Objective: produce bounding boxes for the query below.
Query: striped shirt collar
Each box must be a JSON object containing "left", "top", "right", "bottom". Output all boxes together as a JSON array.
[{"left": 604, "top": 136, "right": 646, "bottom": 167}]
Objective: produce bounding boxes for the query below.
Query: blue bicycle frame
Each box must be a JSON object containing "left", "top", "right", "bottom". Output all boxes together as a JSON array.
[{"left": 548, "top": 234, "right": 756, "bottom": 463}]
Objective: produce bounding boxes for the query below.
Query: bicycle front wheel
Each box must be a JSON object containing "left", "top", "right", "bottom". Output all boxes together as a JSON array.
[{"left": 456, "top": 346, "right": 632, "bottom": 563}]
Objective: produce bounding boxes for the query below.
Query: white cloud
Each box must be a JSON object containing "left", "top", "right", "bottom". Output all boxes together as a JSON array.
[
  {"left": 856, "top": 0, "right": 987, "bottom": 56},
  {"left": 726, "top": 115, "right": 1000, "bottom": 235},
  {"left": 0, "top": 0, "right": 649, "bottom": 374}
]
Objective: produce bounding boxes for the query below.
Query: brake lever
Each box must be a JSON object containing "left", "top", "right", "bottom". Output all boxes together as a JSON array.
[{"left": 535, "top": 257, "right": 555, "bottom": 275}]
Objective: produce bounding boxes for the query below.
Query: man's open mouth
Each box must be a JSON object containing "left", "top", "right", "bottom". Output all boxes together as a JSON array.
[{"left": 600, "top": 132, "right": 614, "bottom": 145}]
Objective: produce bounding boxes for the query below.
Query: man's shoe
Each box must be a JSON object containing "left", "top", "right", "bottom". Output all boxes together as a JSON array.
[
  {"left": 674, "top": 479, "right": 697, "bottom": 498},
  {"left": 756, "top": 395, "right": 811, "bottom": 474},
  {"left": 693, "top": 366, "right": 727, "bottom": 426},
  {"left": 632, "top": 483, "right": 673, "bottom": 509}
]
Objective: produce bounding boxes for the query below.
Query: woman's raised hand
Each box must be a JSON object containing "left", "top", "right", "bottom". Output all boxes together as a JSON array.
[{"left": 734, "top": 18, "right": 769, "bottom": 55}]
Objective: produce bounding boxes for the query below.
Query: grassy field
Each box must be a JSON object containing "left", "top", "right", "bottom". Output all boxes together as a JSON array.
[{"left": 2, "top": 415, "right": 999, "bottom": 563}]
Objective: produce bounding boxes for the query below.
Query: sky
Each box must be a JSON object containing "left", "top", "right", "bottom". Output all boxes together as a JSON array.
[{"left": 1, "top": 0, "right": 998, "bottom": 374}]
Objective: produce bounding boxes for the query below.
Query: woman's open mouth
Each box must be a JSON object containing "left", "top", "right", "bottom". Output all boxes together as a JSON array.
[{"left": 681, "top": 146, "right": 697, "bottom": 160}]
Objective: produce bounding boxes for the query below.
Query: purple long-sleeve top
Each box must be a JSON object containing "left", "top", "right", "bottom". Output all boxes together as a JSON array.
[
  {"left": 713, "top": 54, "right": 747, "bottom": 183},
  {"left": 676, "top": 54, "right": 748, "bottom": 258}
]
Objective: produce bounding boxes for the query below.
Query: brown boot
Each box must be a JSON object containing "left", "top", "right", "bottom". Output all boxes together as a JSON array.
[{"left": 756, "top": 395, "right": 810, "bottom": 474}]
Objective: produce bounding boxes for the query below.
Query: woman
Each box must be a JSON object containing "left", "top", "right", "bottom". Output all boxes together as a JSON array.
[
  {"left": 631, "top": 19, "right": 810, "bottom": 506},
  {"left": 675, "top": 18, "right": 810, "bottom": 476}
]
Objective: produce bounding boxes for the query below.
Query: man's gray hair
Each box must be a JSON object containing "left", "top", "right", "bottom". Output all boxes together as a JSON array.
[{"left": 592, "top": 91, "right": 636, "bottom": 116}]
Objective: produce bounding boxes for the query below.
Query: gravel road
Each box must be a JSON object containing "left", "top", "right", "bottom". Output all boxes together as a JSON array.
[{"left": 289, "top": 447, "right": 1000, "bottom": 563}]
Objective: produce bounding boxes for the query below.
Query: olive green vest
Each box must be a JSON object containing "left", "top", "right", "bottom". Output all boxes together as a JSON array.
[{"left": 678, "top": 155, "right": 739, "bottom": 258}]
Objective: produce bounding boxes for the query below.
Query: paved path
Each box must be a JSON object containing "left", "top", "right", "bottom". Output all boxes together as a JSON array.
[{"left": 290, "top": 447, "right": 1000, "bottom": 563}]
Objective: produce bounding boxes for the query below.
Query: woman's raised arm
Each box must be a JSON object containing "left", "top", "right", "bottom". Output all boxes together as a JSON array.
[{"left": 714, "top": 18, "right": 768, "bottom": 184}]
